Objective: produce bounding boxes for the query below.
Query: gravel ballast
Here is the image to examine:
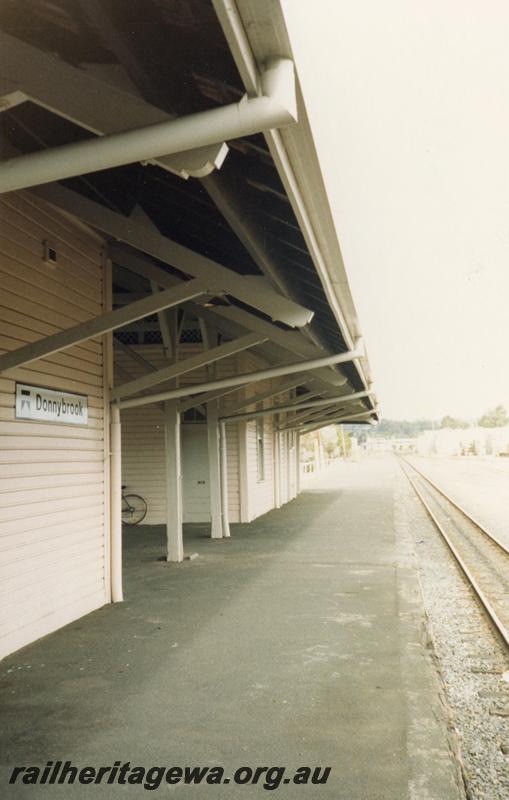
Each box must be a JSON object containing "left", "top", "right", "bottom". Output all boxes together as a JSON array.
[{"left": 396, "top": 463, "right": 509, "bottom": 800}]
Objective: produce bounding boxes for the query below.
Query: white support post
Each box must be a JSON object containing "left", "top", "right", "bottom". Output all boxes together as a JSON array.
[
  {"left": 219, "top": 421, "right": 231, "bottom": 538},
  {"left": 165, "top": 399, "right": 184, "bottom": 562},
  {"left": 102, "top": 253, "right": 113, "bottom": 602},
  {"left": 274, "top": 424, "right": 281, "bottom": 509},
  {"left": 286, "top": 430, "right": 292, "bottom": 502},
  {"left": 207, "top": 400, "right": 223, "bottom": 540},
  {"left": 110, "top": 404, "right": 123, "bottom": 602},
  {"left": 296, "top": 432, "right": 301, "bottom": 495},
  {"left": 238, "top": 421, "right": 250, "bottom": 522}
]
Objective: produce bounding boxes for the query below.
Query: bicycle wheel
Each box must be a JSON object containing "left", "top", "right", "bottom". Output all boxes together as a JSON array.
[{"left": 121, "top": 494, "right": 147, "bottom": 525}]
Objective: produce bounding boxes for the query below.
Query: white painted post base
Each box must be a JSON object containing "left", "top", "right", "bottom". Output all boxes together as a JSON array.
[{"left": 165, "top": 399, "right": 184, "bottom": 561}]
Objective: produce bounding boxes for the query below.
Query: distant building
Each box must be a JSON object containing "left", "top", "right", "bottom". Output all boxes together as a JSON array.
[
  {"left": 416, "top": 427, "right": 509, "bottom": 456},
  {"left": 365, "top": 437, "right": 417, "bottom": 453}
]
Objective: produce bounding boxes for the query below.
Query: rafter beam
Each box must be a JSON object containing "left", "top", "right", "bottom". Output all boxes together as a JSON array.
[
  {"left": 277, "top": 402, "right": 367, "bottom": 432},
  {"left": 287, "top": 404, "right": 342, "bottom": 428},
  {"left": 286, "top": 390, "right": 372, "bottom": 425},
  {"left": 43, "top": 0, "right": 323, "bottom": 363},
  {"left": 202, "top": 172, "right": 296, "bottom": 297},
  {"left": 284, "top": 390, "right": 321, "bottom": 406},
  {"left": 116, "top": 321, "right": 160, "bottom": 333},
  {"left": 220, "top": 389, "right": 372, "bottom": 425},
  {"left": 220, "top": 394, "right": 369, "bottom": 424},
  {"left": 115, "top": 363, "right": 134, "bottom": 382},
  {"left": 150, "top": 281, "right": 174, "bottom": 361},
  {"left": 71, "top": 1, "right": 308, "bottom": 337},
  {"left": 111, "top": 332, "right": 265, "bottom": 401},
  {"left": 286, "top": 401, "right": 365, "bottom": 428},
  {"left": 225, "top": 377, "right": 306, "bottom": 416},
  {"left": 117, "top": 347, "right": 364, "bottom": 410},
  {"left": 0, "top": 54, "right": 296, "bottom": 192},
  {"left": 34, "top": 184, "right": 312, "bottom": 328},
  {"left": 290, "top": 410, "right": 377, "bottom": 434},
  {"left": 221, "top": 400, "right": 341, "bottom": 424},
  {"left": 178, "top": 386, "right": 240, "bottom": 414},
  {"left": 204, "top": 305, "right": 318, "bottom": 357},
  {"left": 185, "top": 303, "right": 343, "bottom": 388},
  {"left": 110, "top": 246, "right": 348, "bottom": 391},
  {"left": 203, "top": 307, "right": 349, "bottom": 386},
  {"left": 0, "top": 277, "right": 210, "bottom": 373},
  {"left": 114, "top": 338, "right": 156, "bottom": 373}
]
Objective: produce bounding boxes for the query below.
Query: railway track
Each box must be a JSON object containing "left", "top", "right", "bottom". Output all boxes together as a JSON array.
[{"left": 399, "top": 456, "right": 509, "bottom": 651}]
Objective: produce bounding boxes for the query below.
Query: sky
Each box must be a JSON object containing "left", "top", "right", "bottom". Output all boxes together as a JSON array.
[{"left": 282, "top": 0, "right": 509, "bottom": 420}]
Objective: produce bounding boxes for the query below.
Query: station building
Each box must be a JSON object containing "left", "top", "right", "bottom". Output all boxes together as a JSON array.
[{"left": 0, "top": 0, "right": 377, "bottom": 660}]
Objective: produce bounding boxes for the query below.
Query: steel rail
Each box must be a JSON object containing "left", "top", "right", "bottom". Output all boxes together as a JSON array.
[
  {"left": 400, "top": 456, "right": 509, "bottom": 557},
  {"left": 399, "top": 457, "right": 509, "bottom": 651}
]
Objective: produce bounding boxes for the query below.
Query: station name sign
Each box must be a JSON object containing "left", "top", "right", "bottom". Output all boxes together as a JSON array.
[{"left": 15, "top": 383, "right": 88, "bottom": 426}]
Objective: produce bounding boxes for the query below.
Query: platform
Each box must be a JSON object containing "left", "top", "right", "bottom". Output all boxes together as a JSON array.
[{"left": 0, "top": 457, "right": 464, "bottom": 798}]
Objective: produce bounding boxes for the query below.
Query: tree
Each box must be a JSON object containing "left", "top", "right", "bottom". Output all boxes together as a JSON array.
[
  {"left": 440, "top": 415, "right": 469, "bottom": 429},
  {"left": 335, "top": 425, "right": 352, "bottom": 457},
  {"left": 320, "top": 426, "right": 340, "bottom": 458},
  {"left": 344, "top": 418, "right": 436, "bottom": 439},
  {"left": 478, "top": 405, "right": 509, "bottom": 428}
]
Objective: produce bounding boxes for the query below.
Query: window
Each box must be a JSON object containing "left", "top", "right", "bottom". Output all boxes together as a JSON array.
[{"left": 256, "top": 413, "right": 265, "bottom": 482}]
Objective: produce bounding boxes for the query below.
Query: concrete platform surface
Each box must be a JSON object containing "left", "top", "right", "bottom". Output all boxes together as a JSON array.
[{"left": 0, "top": 457, "right": 464, "bottom": 799}]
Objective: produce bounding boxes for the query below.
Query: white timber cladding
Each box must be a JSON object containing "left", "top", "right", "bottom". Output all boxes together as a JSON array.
[
  {"left": 240, "top": 351, "right": 295, "bottom": 523},
  {"left": 117, "top": 345, "right": 300, "bottom": 527},
  {"left": 277, "top": 424, "right": 297, "bottom": 506},
  {"left": 0, "top": 190, "right": 108, "bottom": 660},
  {"left": 278, "top": 430, "right": 289, "bottom": 506},
  {"left": 287, "top": 429, "right": 297, "bottom": 502},
  {"left": 245, "top": 417, "right": 274, "bottom": 520},
  {"left": 116, "top": 343, "right": 243, "bottom": 524},
  {"left": 121, "top": 404, "right": 166, "bottom": 525}
]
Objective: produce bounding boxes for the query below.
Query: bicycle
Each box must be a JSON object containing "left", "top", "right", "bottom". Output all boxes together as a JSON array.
[{"left": 121, "top": 485, "right": 148, "bottom": 525}]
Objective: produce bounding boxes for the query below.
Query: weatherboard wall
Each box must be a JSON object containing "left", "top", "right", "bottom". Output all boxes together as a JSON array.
[
  {"left": 117, "top": 346, "right": 300, "bottom": 528},
  {"left": 237, "top": 351, "right": 298, "bottom": 523},
  {"left": 116, "top": 344, "right": 243, "bottom": 525},
  {"left": 0, "top": 190, "right": 109, "bottom": 660}
]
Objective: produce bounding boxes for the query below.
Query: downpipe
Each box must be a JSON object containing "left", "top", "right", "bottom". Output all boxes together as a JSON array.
[
  {"left": 0, "top": 59, "right": 297, "bottom": 193},
  {"left": 110, "top": 404, "right": 123, "bottom": 602}
]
